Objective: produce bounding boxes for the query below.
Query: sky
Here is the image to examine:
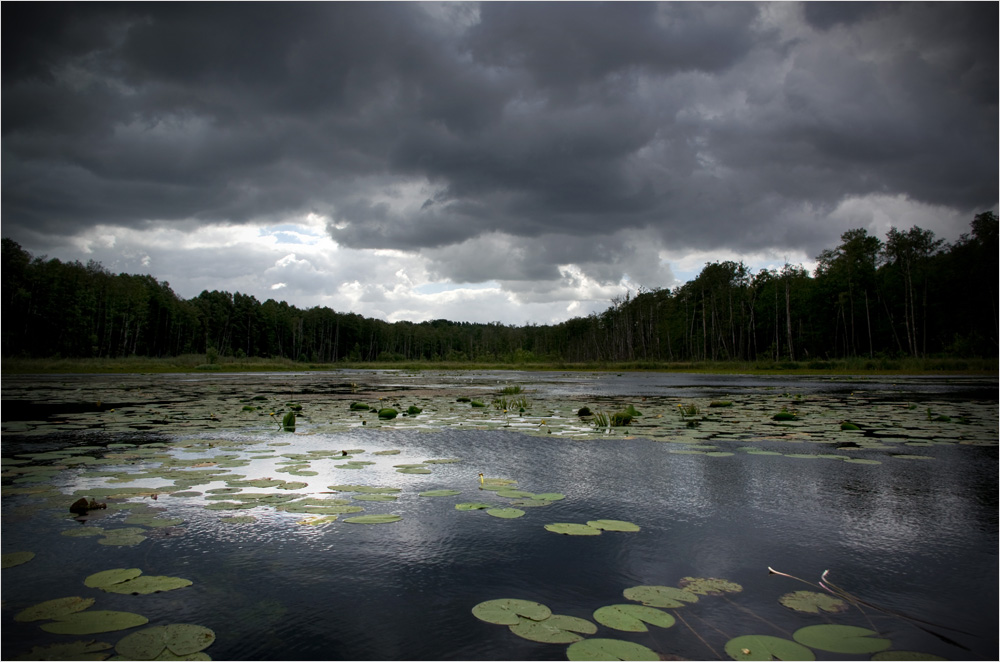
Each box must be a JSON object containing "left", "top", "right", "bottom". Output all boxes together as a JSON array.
[{"left": 3, "top": 2, "right": 997, "bottom": 326}]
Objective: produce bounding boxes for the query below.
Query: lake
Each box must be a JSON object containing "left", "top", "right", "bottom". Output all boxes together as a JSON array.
[{"left": 2, "top": 370, "right": 997, "bottom": 661}]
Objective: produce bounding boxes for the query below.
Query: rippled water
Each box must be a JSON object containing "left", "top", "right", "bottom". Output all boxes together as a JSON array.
[{"left": 2, "top": 373, "right": 997, "bottom": 661}]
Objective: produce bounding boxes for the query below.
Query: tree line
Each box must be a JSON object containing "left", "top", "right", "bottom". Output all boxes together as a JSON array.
[{"left": 2, "top": 213, "right": 996, "bottom": 364}]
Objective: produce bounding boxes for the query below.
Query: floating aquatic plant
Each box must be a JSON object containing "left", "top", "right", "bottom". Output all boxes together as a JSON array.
[
  {"left": 377, "top": 408, "right": 398, "bottom": 419},
  {"left": 593, "top": 604, "right": 675, "bottom": 632},
  {"left": 779, "top": 590, "right": 849, "bottom": 614},
  {"left": 419, "top": 489, "right": 461, "bottom": 497},
  {"left": 12, "top": 639, "right": 113, "bottom": 661},
  {"left": 281, "top": 411, "right": 296, "bottom": 431},
  {"left": 471, "top": 598, "right": 550, "bottom": 625},
  {"left": 724, "top": 634, "right": 815, "bottom": 661},
  {"left": 455, "top": 502, "right": 493, "bottom": 511},
  {"left": 407, "top": 406, "right": 422, "bottom": 415},
  {"left": 623, "top": 585, "right": 699, "bottom": 608},
  {"left": 772, "top": 408, "right": 798, "bottom": 421},
  {"left": 115, "top": 623, "right": 216, "bottom": 659},
  {"left": 343, "top": 514, "right": 402, "bottom": 524},
  {"left": 509, "top": 614, "right": 597, "bottom": 643},
  {"left": 544, "top": 522, "right": 601, "bottom": 535},
  {"left": 587, "top": 519, "right": 640, "bottom": 532},
  {"left": 2, "top": 551, "right": 35, "bottom": 568},
  {"left": 566, "top": 638, "right": 658, "bottom": 661},
  {"left": 577, "top": 406, "right": 592, "bottom": 417},
  {"left": 486, "top": 508, "right": 525, "bottom": 519},
  {"left": 349, "top": 402, "right": 369, "bottom": 410},
  {"left": 792, "top": 624, "right": 892, "bottom": 654},
  {"left": 40, "top": 610, "right": 149, "bottom": 635},
  {"left": 15, "top": 596, "right": 95, "bottom": 622}
]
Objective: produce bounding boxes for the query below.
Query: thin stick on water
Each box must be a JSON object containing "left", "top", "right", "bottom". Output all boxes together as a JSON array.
[
  {"left": 673, "top": 609, "right": 722, "bottom": 660},
  {"left": 723, "top": 595, "right": 792, "bottom": 638}
]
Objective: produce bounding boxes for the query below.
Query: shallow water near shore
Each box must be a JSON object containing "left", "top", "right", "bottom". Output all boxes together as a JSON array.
[{"left": 2, "top": 371, "right": 997, "bottom": 660}]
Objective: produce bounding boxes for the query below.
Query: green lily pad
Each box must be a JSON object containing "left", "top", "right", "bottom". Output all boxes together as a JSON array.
[
  {"left": 871, "top": 652, "right": 948, "bottom": 661},
  {"left": 487, "top": 508, "right": 525, "bottom": 519},
  {"left": 397, "top": 467, "right": 432, "bottom": 474},
  {"left": 418, "top": 489, "right": 461, "bottom": 497},
  {"left": 792, "top": 624, "right": 892, "bottom": 654},
  {"left": 15, "top": 596, "right": 96, "bottom": 622},
  {"left": 342, "top": 514, "right": 402, "bottom": 524},
  {"left": 724, "top": 634, "right": 816, "bottom": 661},
  {"left": 471, "top": 598, "right": 551, "bottom": 625},
  {"left": 2, "top": 551, "right": 36, "bottom": 568},
  {"left": 544, "top": 522, "right": 601, "bottom": 535},
  {"left": 508, "top": 614, "right": 597, "bottom": 643},
  {"left": 116, "top": 624, "right": 216, "bottom": 659},
  {"left": 593, "top": 604, "right": 675, "bottom": 632},
  {"left": 679, "top": 577, "right": 743, "bottom": 596},
  {"left": 85, "top": 568, "right": 143, "bottom": 589},
  {"left": 532, "top": 493, "right": 565, "bottom": 501},
  {"left": 97, "top": 535, "right": 147, "bottom": 546},
  {"left": 100, "top": 575, "right": 193, "bottom": 595},
  {"left": 40, "top": 610, "right": 149, "bottom": 635},
  {"left": 220, "top": 516, "right": 256, "bottom": 524},
  {"left": 622, "top": 585, "right": 699, "bottom": 608},
  {"left": 455, "top": 502, "right": 493, "bottom": 511},
  {"left": 11, "top": 639, "right": 113, "bottom": 660},
  {"left": 566, "top": 638, "right": 658, "bottom": 661},
  {"left": 587, "top": 520, "right": 640, "bottom": 532},
  {"left": 353, "top": 494, "right": 398, "bottom": 502},
  {"left": 62, "top": 528, "right": 106, "bottom": 537},
  {"left": 778, "top": 590, "right": 848, "bottom": 614}
]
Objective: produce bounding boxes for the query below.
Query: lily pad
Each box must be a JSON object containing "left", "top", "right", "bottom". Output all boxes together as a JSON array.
[
  {"left": 544, "top": 522, "right": 601, "bottom": 535},
  {"left": 724, "top": 634, "right": 816, "bottom": 661},
  {"left": 2, "top": 551, "right": 36, "bottom": 568},
  {"left": 11, "top": 639, "right": 113, "bottom": 660},
  {"left": 100, "top": 575, "right": 193, "bottom": 595},
  {"left": 342, "top": 514, "right": 402, "bottom": 524},
  {"left": 587, "top": 520, "right": 640, "bottom": 532},
  {"left": 455, "top": 502, "right": 493, "bottom": 511},
  {"left": 85, "top": 568, "right": 143, "bottom": 589},
  {"left": 593, "top": 604, "right": 675, "bottom": 632},
  {"left": 116, "top": 624, "right": 216, "bottom": 659},
  {"left": 532, "top": 493, "right": 565, "bottom": 501},
  {"left": 487, "top": 508, "right": 525, "bottom": 519},
  {"left": 679, "top": 577, "right": 743, "bottom": 596},
  {"left": 566, "top": 638, "right": 658, "bottom": 661},
  {"left": 622, "top": 585, "right": 699, "bottom": 608},
  {"left": 778, "top": 590, "right": 848, "bottom": 614},
  {"left": 508, "top": 614, "right": 597, "bottom": 643},
  {"left": 418, "top": 489, "right": 461, "bottom": 497},
  {"left": 792, "top": 624, "right": 892, "bottom": 654},
  {"left": 871, "top": 652, "right": 948, "bottom": 661},
  {"left": 15, "top": 596, "right": 96, "bottom": 622},
  {"left": 40, "top": 610, "right": 149, "bottom": 635},
  {"left": 471, "top": 598, "right": 551, "bottom": 625}
]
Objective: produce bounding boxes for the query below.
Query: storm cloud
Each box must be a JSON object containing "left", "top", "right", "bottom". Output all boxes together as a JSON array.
[{"left": 3, "top": 2, "right": 996, "bottom": 324}]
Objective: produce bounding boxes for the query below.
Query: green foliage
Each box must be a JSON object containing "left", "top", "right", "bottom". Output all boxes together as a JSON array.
[
  {"left": 2, "top": 216, "right": 997, "bottom": 366},
  {"left": 406, "top": 405, "right": 422, "bottom": 415},
  {"left": 577, "top": 406, "right": 592, "bottom": 416},
  {"left": 377, "top": 408, "right": 398, "bottom": 419},
  {"left": 281, "top": 411, "right": 296, "bottom": 430}
]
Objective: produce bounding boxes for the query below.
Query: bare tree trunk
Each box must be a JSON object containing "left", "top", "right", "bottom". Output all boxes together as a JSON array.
[{"left": 785, "top": 277, "right": 794, "bottom": 361}]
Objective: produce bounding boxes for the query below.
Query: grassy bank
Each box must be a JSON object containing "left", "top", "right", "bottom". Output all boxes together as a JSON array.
[{"left": 1, "top": 354, "right": 996, "bottom": 376}]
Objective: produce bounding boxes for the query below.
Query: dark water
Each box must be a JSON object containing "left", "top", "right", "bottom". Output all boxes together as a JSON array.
[{"left": 2, "top": 373, "right": 998, "bottom": 661}]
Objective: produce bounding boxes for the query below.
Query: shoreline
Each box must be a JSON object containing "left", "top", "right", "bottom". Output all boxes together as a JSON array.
[{"left": 2, "top": 356, "right": 996, "bottom": 377}]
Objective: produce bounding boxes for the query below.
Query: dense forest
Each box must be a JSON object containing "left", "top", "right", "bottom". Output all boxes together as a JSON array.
[{"left": 2, "top": 213, "right": 997, "bottom": 364}]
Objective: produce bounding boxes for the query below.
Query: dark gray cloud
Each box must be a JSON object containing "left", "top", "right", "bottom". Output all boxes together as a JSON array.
[{"left": 3, "top": 1, "right": 996, "bottom": 296}]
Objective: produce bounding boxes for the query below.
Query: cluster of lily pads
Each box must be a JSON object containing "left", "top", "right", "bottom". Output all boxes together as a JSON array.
[
  {"left": 473, "top": 575, "right": 947, "bottom": 661},
  {"left": 7, "top": 563, "right": 214, "bottom": 660}
]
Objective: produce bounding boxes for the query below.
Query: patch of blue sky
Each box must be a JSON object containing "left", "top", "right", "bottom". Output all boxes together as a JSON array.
[
  {"left": 415, "top": 281, "right": 500, "bottom": 295},
  {"left": 259, "top": 224, "right": 323, "bottom": 244}
]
